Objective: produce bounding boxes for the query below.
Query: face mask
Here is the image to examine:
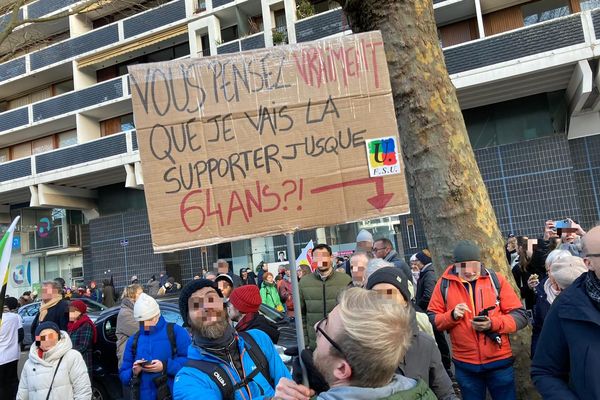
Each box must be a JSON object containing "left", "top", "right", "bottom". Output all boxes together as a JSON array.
[{"left": 412, "top": 270, "right": 420, "bottom": 282}]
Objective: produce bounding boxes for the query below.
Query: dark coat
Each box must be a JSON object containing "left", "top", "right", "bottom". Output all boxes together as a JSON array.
[
  {"left": 102, "top": 285, "right": 116, "bottom": 308},
  {"left": 531, "top": 277, "right": 552, "bottom": 357},
  {"left": 511, "top": 261, "right": 536, "bottom": 310},
  {"left": 531, "top": 273, "right": 600, "bottom": 400},
  {"left": 236, "top": 313, "right": 280, "bottom": 344},
  {"left": 31, "top": 299, "right": 69, "bottom": 338},
  {"left": 416, "top": 264, "right": 437, "bottom": 311},
  {"left": 384, "top": 250, "right": 412, "bottom": 280}
]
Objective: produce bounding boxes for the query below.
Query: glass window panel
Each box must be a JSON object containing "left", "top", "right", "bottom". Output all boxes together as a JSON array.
[
  {"left": 11, "top": 142, "right": 31, "bottom": 160},
  {"left": 0, "top": 148, "right": 9, "bottom": 163},
  {"left": 522, "top": 0, "right": 570, "bottom": 26},
  {"left": 32, "top": 136, "right": 54, "bottom": 155},
  {"left": 581, "top": 0, "right": 600, "bottom": 10},
  {"left": 120, "top": 114, "right": 135, "bottom": 131},
  {"left": 58, "top": 130, "right": 77, "bottom": 147}
]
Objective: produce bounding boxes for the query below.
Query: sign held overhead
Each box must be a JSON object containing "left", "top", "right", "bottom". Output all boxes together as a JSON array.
[{"left": 129, "top": 31, "right": 409, "bottom": 253}]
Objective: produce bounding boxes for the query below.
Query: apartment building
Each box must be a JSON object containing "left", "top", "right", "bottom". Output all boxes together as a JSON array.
[{"left": 0, "top": 0, "right": 598, "bottom": 295}]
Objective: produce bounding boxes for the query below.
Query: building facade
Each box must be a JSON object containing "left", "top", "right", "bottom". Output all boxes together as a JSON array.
[{"left": 0, "top": 0, "right": 599, "bottom": 295}]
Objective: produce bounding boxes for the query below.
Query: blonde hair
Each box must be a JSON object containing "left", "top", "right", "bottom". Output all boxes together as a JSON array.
[
  {"left": 336, "top": 287, "right": 411, "bottom": 388},
  {"left": 122, "top": 284, "right": 143, "bottom": 300}
]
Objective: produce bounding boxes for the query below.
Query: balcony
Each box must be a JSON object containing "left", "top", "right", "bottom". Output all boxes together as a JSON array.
[
  {"left": 213, "top": 0, "right": 235, "bottom": 8},
  {"left": 216, "top": 32, "right": 265, "bottom": 54},
  {"left": 295, "top": 8, "right": 350, "bottom": 43},
  {"left": 123, "top": 0, "right": 186, "bottom": 39},
  {"left": 27, "top": 0, "right": 80, "bottom": 19},
  {"left": 0, "top": 131, "right": 138, "bottom": 189},
  {"left": 0, "top": 75, "right": 127, "bottom": 136},
  {"left": 443, "top": 13, "right": 586, "bottom": 75},
  {"left": 0, "top": 0, "right": 187, "bottom": 85}
]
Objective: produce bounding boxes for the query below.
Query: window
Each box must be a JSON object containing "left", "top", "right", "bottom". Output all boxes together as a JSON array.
[
  {"left": 101, "top": 113, "right": 135, "bottom": 136},
  {"left": 522, "top": 0, "right": 570, "bottom": 26},
  {"left": 120, "top": 114, "right": 135, "bottom": 131},
  {"left": 200, "top": 34, "right": 211, "bottom": 57},
  {"left": 32, "top": 136, "right": 54, "bottom": 155},
  {"left": 0, "top": 148, "right": 8, "bottom": 163},
  {"left": 103, "top": 314, "right": 118, "bottom": 342},
  {"left": 11, "top": 142, "right": 32, "bottom": 160},
  {"left": 221, "top": 26, "right": 239, "bottom": 43},
  {"left": 463, "top": 91, "right": 567, "bottom": 149},
  {"left": 580, "top": 0, "right": 600, "bottom": 10},
  {"left": 58, "top": 130, "right": 77, "bottom": 147}
]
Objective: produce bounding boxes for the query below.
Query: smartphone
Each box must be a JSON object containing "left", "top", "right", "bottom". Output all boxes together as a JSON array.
[
  {"left": 554, "top": 219, "right": 572, "bottom": 229},
  {"left": 473, "top": 316, "right": 488, "bottom": 322},
  {"left": 140, "top": 361, "right": 152, "bottom": 367}
]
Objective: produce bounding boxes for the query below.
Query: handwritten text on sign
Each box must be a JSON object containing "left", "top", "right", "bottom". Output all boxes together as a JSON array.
[{"left": 129, "top": 31, "right": 409, "bottom": 252}]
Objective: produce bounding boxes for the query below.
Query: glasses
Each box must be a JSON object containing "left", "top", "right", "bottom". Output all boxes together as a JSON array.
[
  {"left": 315, "top": 317, "right": 347, "bottom": 358},
  {"left": 585, "top": 254, "right": 600, "bottom": 258},
  {"left": 372, "top": 247, "right": 385, "bottom": 252}
]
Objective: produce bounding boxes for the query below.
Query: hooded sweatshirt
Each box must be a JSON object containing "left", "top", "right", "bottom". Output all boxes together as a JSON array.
[
  {"left": 317, "top": 375, "right": 436, "bottom": 400},
  {"left": 17, "top": 331, "right": 92, "bottom": 400}
]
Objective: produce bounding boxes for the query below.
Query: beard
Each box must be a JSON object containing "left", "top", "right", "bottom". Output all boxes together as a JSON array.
[
  {"left": 313, "top": 345, "right": 337, "bottom": 386},
  {"left": 190, "top": 310, "right": 230, "bottom": 339}
]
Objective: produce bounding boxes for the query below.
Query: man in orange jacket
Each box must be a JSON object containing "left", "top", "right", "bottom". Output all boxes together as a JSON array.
[{"left": 427, "top": 241, "right": 527, "bottom": 400}]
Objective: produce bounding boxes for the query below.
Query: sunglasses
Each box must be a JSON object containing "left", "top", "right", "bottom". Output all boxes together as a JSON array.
[{"left": 315, "top": 317, "right": 347, "bottom": 359}]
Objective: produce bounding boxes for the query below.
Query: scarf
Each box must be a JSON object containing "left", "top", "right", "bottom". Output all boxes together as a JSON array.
[
  {"left": 39, "top": 295, "right": 62, "bottom": 322},
  {"left": 192, "top": 324, "right": 244, "bottom": 377},
  {"left": 584, "top": 271, "right": 600, "bottom": 306},
  {"left": 235, "top": 312, "right": 257, "bottom": 332},
  {"left": 68, "top": 314, "right": 97, "bottom": 343},
  {"left": 193, "top": 323, "right": 236, "bottom": 349},
  {"left": 544, "top": 278, "right": 561, "bottom": 305}
]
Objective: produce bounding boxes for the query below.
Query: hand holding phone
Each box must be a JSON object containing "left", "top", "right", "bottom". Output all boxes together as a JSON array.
[{"left": 473, "top": 316, "right": 488, "bottom": 322}]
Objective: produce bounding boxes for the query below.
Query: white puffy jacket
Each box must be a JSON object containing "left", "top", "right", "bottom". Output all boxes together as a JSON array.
[{"left": 17, "top": 331, "right": 92, "bottom": 400}]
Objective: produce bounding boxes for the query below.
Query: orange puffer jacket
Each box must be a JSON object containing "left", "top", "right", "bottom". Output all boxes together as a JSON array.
[{"left": 427, "top": 265, "right": 527, "bottom": 365}]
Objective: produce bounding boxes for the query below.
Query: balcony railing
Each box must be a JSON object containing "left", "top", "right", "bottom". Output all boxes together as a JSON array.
[
  {"left": 217, "top": 32, "right": 266, "bottom": 54},
  {"left": 212, "top": 0, "right": 234, "bottom": 8},
  {"left": 0, "top": 131, "right": 136, "bottom": 185},
  {"left": 0, "top": 0, "right": 187, "bottom": 83},
  {"left": 443, "top": 13, "right": 586, "bottom": 75},
  {"left": 295, "top": 8, "right": 349, "bottom": 43},
  {"left": 0, "top": 107, "right": 29, "bottom": 132},
  {"left": 27, "top": 0, "right": 79, "bottom": 19}
]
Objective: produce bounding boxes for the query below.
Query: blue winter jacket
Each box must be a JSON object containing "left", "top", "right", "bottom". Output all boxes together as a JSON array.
[
  {"left": 531, "top": 273, "right": 600, "bottom": 400},
  {"left": 173, "top": 329, "right": 291, "bottom": 400},
  {"left": 119, "top": 316, "right": 191, "bottom": 399},
  {"left": 530, "top": 277, "right": 551, "bottom": 358}
]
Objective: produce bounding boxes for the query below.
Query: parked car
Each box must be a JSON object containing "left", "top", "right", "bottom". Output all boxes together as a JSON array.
[
  {"left": 18, "top": 297, "right": 106, "bottom": 348},
  {"left": 91, "top": 298, "right": 296, "bottom": 400}
]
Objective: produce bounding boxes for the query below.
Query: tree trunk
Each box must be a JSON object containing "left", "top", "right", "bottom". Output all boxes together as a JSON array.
[{"left": 340, "top": 1, "right": 538, "bottom": 398}]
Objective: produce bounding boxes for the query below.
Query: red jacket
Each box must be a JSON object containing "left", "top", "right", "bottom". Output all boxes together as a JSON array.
[{"left": 427, "top": 265, "right": 527, "bottom": 365}]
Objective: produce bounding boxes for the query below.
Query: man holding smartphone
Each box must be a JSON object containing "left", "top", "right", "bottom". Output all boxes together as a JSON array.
[{"left": 427, "top": 241, "right": 528, "bottom": 400}]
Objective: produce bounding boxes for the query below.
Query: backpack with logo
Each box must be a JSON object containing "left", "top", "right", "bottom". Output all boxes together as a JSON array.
[{"left": 185, "top": 331, "right": 274, "bottom": 400}]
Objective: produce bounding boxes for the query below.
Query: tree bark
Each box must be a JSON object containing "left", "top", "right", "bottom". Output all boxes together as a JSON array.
[{"left": 340, "top": 1, "right": 538, "bottom": 398}]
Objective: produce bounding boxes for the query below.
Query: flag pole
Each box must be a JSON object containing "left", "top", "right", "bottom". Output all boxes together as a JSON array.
[
  {"left": 286, "top": 232, "right": 309, "bottom": 387},
  {"left": 0, "top": 216, "right": 21, "bottom": 327}
]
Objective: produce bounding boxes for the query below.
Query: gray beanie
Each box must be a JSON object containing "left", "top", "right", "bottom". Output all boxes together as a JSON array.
[{"left": 453, "top": 240, "right": 481, "bottom": 262}]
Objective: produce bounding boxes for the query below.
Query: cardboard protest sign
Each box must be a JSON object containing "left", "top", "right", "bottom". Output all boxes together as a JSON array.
[{"left": 129, "top": 31, "right": 409, "bottom": 252}]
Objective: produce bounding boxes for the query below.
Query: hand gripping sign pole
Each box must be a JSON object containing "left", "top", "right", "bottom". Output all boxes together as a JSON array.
[{"left": 286, "top": 232, "right": 309, "bottom": 387}]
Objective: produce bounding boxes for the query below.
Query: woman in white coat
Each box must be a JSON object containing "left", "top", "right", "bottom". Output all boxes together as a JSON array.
[{"left": 17, "top": 321, "right": 91, "bottom": 400}]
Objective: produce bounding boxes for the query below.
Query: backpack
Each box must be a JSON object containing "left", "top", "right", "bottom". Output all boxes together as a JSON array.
[
  {"left": 185, "top": 331, "right": 274, "bottom": 400},
  {"left": 440, "top": 268, "right": 501, "bottom": 304}
]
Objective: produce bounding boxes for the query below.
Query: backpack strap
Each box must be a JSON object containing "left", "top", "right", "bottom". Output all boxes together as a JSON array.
[
  {"left": 239, "top": 331, "right": 274, "bottom": 388},
  {"left": 185, "top": 359, "right": 235, "bottom": 400},
  {"left": 440, "top": 269, "right": 502, "bottom": 304},
  {"left": 486, "top": 268, "right": 501, "bottom": 302},
  {"left": 131, "top": 331, "right": 140, "bottom": 359},
  {"left": 185, "top": 332, "right": 273, "bottom": 399},
  {"left": 167, "top": 322, "right": 177, "bottom": 358}
]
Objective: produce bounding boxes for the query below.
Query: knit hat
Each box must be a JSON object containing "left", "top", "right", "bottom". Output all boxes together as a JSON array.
[
  {"left": 179, "top": 279, "right": 223, "bottom": 326},
  {"left": 35, "top": 321, "right": 60, "bottom": 338},
  {"left": 453, "top": 241, "right": 481, "bottom": 262},
  {"left": 415, "top": 249, "right": 432, "bottom": 265},
  {"left": 356, "top": 229, "right": 373, "bottom": 243},
  {"left": 229, "top": 285, "right": 262, "bottom": 313},
  {"left": 4, "top": 297, "right": 18, "bottom": 310},
  {"left": 410, "top": 254, "right": 418, "bottom": 262},
  {"left": 131, "top": 275, "right": 138, "bottom": 282},
  {"left": 551, "top": 256, "right": 588, "bottom": 290},
  {"left": 69, "top": 300, "right": 87, "bottom": 314},
  {"left": 215, "top": 274, "right": 234, "bottom": 287},
  {"left": 133, "top": 293, "right": 160, "bottom": 322},
  {"left": 365, "top": 267, "right": 411, "bottom": 302}
]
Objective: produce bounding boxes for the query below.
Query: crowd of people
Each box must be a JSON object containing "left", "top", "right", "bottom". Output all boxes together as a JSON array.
[{"left": 1, "top": 218, "right": 599, "bottom": 399}]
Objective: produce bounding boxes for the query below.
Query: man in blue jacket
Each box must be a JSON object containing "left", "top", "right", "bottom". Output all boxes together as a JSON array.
[
  {"left": 531, "top": 226, "right": 600, "bottom": 400},
  {"left": 120, "top": 293, "right": 191, "bottom": 399},
  {"left": 173, "top": 279, "right": 291, "bottom": 399}
]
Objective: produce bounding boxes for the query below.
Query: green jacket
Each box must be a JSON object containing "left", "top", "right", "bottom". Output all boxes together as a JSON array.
[
  {"left": 299, "top": 270, "right": 351, "bottom": 350},
  {"left": 314, "top": 377, "right": 436, "bottom": 400},
  {"left": 381, "top": 378, "right": 438, "bottom": 400},
  {"left": 260, "top": 282, "right": 283, "bottom": 309}
]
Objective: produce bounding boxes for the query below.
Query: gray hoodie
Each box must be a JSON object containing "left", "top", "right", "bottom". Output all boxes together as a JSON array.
[{"left": 317, "top": 374, "right": 417, "bottom": 400}]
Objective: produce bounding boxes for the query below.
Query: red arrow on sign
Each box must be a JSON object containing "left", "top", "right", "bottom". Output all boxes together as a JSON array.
[{"left": 310, "top": 177, "right": 394, "bottom": 211}]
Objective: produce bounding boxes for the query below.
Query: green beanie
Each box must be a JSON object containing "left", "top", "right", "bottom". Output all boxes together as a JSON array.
[{"left": 453, "top": 240, "right": 481, "bottom": 262}]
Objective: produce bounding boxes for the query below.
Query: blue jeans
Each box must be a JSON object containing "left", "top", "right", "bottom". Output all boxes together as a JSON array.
[{"left": 454, "top": 358, "right": 517, "bottom": 400}]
